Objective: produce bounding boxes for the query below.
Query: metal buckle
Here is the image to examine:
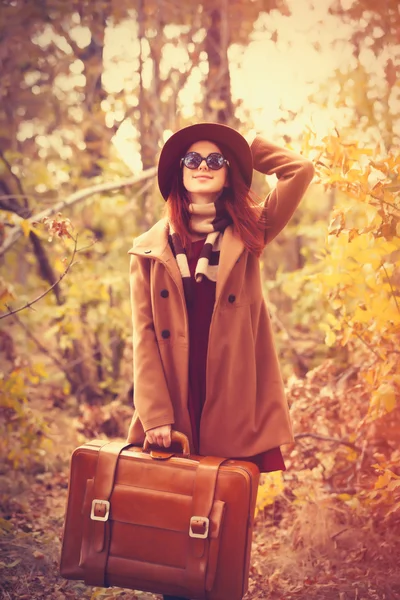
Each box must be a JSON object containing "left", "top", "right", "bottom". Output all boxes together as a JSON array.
[
  {"left": 189, "top": 516, "right": 209, "bottom": 539},
  {"left": 90, "top": 499, "right": 110, "bottom": 522}
]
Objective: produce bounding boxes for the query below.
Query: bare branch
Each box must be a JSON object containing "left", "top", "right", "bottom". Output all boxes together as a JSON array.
[
  {"left": 0, "top": 235, "right": 94, "bottom": 320},
  {"left": 367, "top": 192, "right": 400, "bottom": 213},
  {"left": 342, "top": 316, "right": 382, "bottom": 360},
  {"left": 294, "top": 432, "right": 361, "bottom": 451},
  {"left": 0, "top": 167, "right": 157, "bottom": 257},
  {"left": 381, "top": 261, "right": 400, "bottom": 315}
]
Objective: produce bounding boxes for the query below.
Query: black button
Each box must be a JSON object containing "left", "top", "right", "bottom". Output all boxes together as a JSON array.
[
  {"left": 144, "top": 249, "right": 151, "bottom": 254},
  {"left": 228, "top": 294, "right": 236, "bottom": 303},
  {"left": 161, "top": 329, "right": 170, "bottom": 339},
  {"left": 160, "top": 289, "right": 169, "bottom": 298}
]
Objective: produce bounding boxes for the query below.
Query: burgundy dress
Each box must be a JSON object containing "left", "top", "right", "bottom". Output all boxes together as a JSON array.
[{"left": 187, "top": 238, "right": 286, "bottom": 473}]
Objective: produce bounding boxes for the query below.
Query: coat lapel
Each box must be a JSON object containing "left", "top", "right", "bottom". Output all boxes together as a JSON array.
[
  {"left": 216, "top": 225, "right": 245, "bottom": 302},
  {"left": 128, "top": 218, "right": 185, "bottom": 299},
  {"left": 129, "top": 219, "right": 245, "bottom": 304}
]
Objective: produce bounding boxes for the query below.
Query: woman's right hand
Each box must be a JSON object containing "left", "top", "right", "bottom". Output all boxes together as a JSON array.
[{"left": 145, "top": 424, "right": 172, "bottom": 448}]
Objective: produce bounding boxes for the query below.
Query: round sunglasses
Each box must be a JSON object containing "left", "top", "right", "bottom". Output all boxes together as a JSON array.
[{"left": 180, "top": 151, "right": 230, "bottom": 171}]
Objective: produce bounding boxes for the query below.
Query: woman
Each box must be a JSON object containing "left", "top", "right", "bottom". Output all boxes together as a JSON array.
[{"left": 127, "top": 122, "right": 314, "bottom": 600}]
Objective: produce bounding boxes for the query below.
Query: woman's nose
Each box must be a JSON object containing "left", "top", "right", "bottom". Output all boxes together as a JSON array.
[{"left": 198, "top": 158, "right": 209, "bottom": 170}]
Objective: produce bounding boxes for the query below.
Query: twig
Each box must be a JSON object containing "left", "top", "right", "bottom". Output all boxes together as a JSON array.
[
  {"left": 0, "top": 167, "right": 157, "bottom": 257},
  {"left": 368, "top": 192, "right": 400, "bottom": 213},
  {"left": 294, "top": 432, "right": 361, "bottom": 451},
  {"left": 355, "top": 438, "right": 368, "bottom": 490},
  {"left": 331, "top": 528, "right": 349, "bottom": 540},
  {"left": 342, "top": 317, "right": 382, "bottom": 360},
  {"left": 0, "top": 235, "right": 88, "bottom": 320},
  {"left": 381, "top": 261, "right": 400, "bottom": 315}
]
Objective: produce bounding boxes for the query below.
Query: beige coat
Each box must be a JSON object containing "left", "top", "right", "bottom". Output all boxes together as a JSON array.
[{"left": 127, "top": 136, "right": 314, "bottom": 457}]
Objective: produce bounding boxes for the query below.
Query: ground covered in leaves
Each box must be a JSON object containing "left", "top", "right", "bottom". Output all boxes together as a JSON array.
[{"left": 1, "top": 389, "right": 399, "bottom": 600}]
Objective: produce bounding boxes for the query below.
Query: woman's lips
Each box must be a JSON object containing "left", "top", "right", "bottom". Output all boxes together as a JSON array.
[{"left": 194, "top": 175, "right": 212, "bottom": 180}]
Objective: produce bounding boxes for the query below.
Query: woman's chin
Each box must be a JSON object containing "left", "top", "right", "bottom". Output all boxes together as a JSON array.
[{"left": 187, "top": 186, "right": 224, "bottom": 198}]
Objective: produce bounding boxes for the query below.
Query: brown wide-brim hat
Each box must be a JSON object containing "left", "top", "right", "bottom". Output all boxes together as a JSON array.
[{"left": 157, "top": 122, "right": 253, "bottom": 200}]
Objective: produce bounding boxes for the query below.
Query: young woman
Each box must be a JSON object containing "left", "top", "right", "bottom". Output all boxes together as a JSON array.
[{"left": 126, "top": 122, "right": 314, "bottom": 600}]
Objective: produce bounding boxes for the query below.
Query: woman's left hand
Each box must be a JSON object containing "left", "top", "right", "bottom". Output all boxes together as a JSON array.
[{"left": 145, "top": 424, "right": 172, "bottom": 448}]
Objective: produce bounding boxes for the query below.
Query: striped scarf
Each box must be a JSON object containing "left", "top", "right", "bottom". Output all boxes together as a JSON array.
[{"left": 169, "top": 199, "right": 232, "bottom": 306}]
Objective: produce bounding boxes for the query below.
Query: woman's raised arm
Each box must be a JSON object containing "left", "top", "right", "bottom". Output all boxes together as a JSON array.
[{"left": 251, "top": 135, "right": 315, "bottom": 245}]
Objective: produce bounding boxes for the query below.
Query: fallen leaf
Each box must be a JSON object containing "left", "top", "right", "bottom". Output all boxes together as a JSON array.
[{"left": 5, "top": 559, "right": 21, "bottom": 568}]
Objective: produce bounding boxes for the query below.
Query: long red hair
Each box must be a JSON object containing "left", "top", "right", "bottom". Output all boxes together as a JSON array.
[{"left": 164, "top": 142, "right": 269, "bottom": 257}]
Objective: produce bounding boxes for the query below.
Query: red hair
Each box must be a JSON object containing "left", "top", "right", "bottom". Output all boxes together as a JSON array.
[{"left": 164, "top": 142, "right": 269, "bottom": 257}]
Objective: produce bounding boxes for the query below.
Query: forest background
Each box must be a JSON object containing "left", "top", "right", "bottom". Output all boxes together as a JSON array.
[{"left": 0, "top": 0, "right": 399, "bottom": 598}]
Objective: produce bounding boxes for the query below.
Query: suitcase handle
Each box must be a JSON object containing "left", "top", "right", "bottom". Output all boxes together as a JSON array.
[{"left": 143, "top": 430, "right": 190, "bottom": 458}]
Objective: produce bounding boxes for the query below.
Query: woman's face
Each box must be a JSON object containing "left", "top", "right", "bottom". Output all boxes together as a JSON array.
[{"left": 182, "top": 140, "right": 228, "bottom": 204}]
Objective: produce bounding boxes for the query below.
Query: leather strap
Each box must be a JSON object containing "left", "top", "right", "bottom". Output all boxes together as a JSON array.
[
  {"left": 185, "top": 456, "right": 225, "bottom": 597},
  {"left": 83, "top": 437, "right": 191, "bottom": 586},
  {"left": 83, "top": 441, "right": 131, "bottom": 586}
]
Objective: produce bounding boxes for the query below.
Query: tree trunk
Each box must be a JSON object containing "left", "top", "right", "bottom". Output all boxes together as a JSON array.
[
  {"left": 79, "top": 6, "right": 111, "bottom": 178},
  {"left": 204, "top": 0, "right": 234, "bottom": 124},
  {"left": 136, "top": 0, "right": 163, "bottom": 229}
]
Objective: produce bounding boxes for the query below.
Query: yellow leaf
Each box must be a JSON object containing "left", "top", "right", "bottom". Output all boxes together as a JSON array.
[
  {"left": 340, "top": 326, "right": 352, "bottom": 347},
  {"left": 375, "top": 470, "right": 391, "bottom": 490},
  {"left": 331, "top": 298, "right": 342, "bottom": 310},
  {"left": 346, "top": 169, "right": 364, "bottom": 182},
  {"left": 364, "top": 204, "right": 380, "bottom": 227},
  {"left": 380, "top": 360, "right": 396, "bottom": 378},
  {"left": 0, "top": 288, "right": 15, "bottom": 308},
  {"left": 337, "top": 493, "right": 353, "bottom": 501},
  {"left": 209, "top": 98, "right": 227, "bottom": 110},
  {"left": 388, "top": 480, "right": 400, "bottom": 492},
  {"left": 33, "top": 363, "right": 48, "bottom": 378},
  {"left": 371, "top": 383, "right": 397, "bottom": 416},
  {"left": 320, "top": 323, "right": 337, "bottom": 346},
  {"left": 326, "top": 328, "right": 336, "bottom": 346},
  {"left": 0, "top": 518, "right": 13, "bottom": 533},
  {"left": 363, "top": 370, "right": 375, "bottom": 385},
  {"left": 256, "top": 471, "right": 284, "bottom": 514},
  {"left": 326, "top": 313, "right": 340, "bottom": 329},
  {"left": 319, "top": 272, "right": 345, "bottom": 286},
  {"left": 353, "top": 305, "right": 372, "bottom": 324},
  {"left": 20, "top": 219, "right": 32, "bottom": 237},
  {"left": 382, "top": 390, "right": 397, "bottom": 413}
]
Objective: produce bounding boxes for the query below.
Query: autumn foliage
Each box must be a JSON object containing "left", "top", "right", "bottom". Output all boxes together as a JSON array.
[{"left": 1, "top": 0, "right": 400, "bottom": 598}]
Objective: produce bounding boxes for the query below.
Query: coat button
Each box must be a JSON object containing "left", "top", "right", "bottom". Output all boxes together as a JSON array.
[
  {"left": 160, "top": 289, "right": 169, "bottom": 298},
  {"left": 228, "top": 294, "right": 236, "bottom": 303},
  {"left": 144, "top": 249, "right": 151, "bottom": 254},
  {"left": 161, "top": 329, "right": 170, "bottom": 339}
]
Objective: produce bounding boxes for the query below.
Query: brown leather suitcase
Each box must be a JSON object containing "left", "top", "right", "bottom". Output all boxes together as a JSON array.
[{"left": 60, "top": 432, "right": 260, "bottom": 600}]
